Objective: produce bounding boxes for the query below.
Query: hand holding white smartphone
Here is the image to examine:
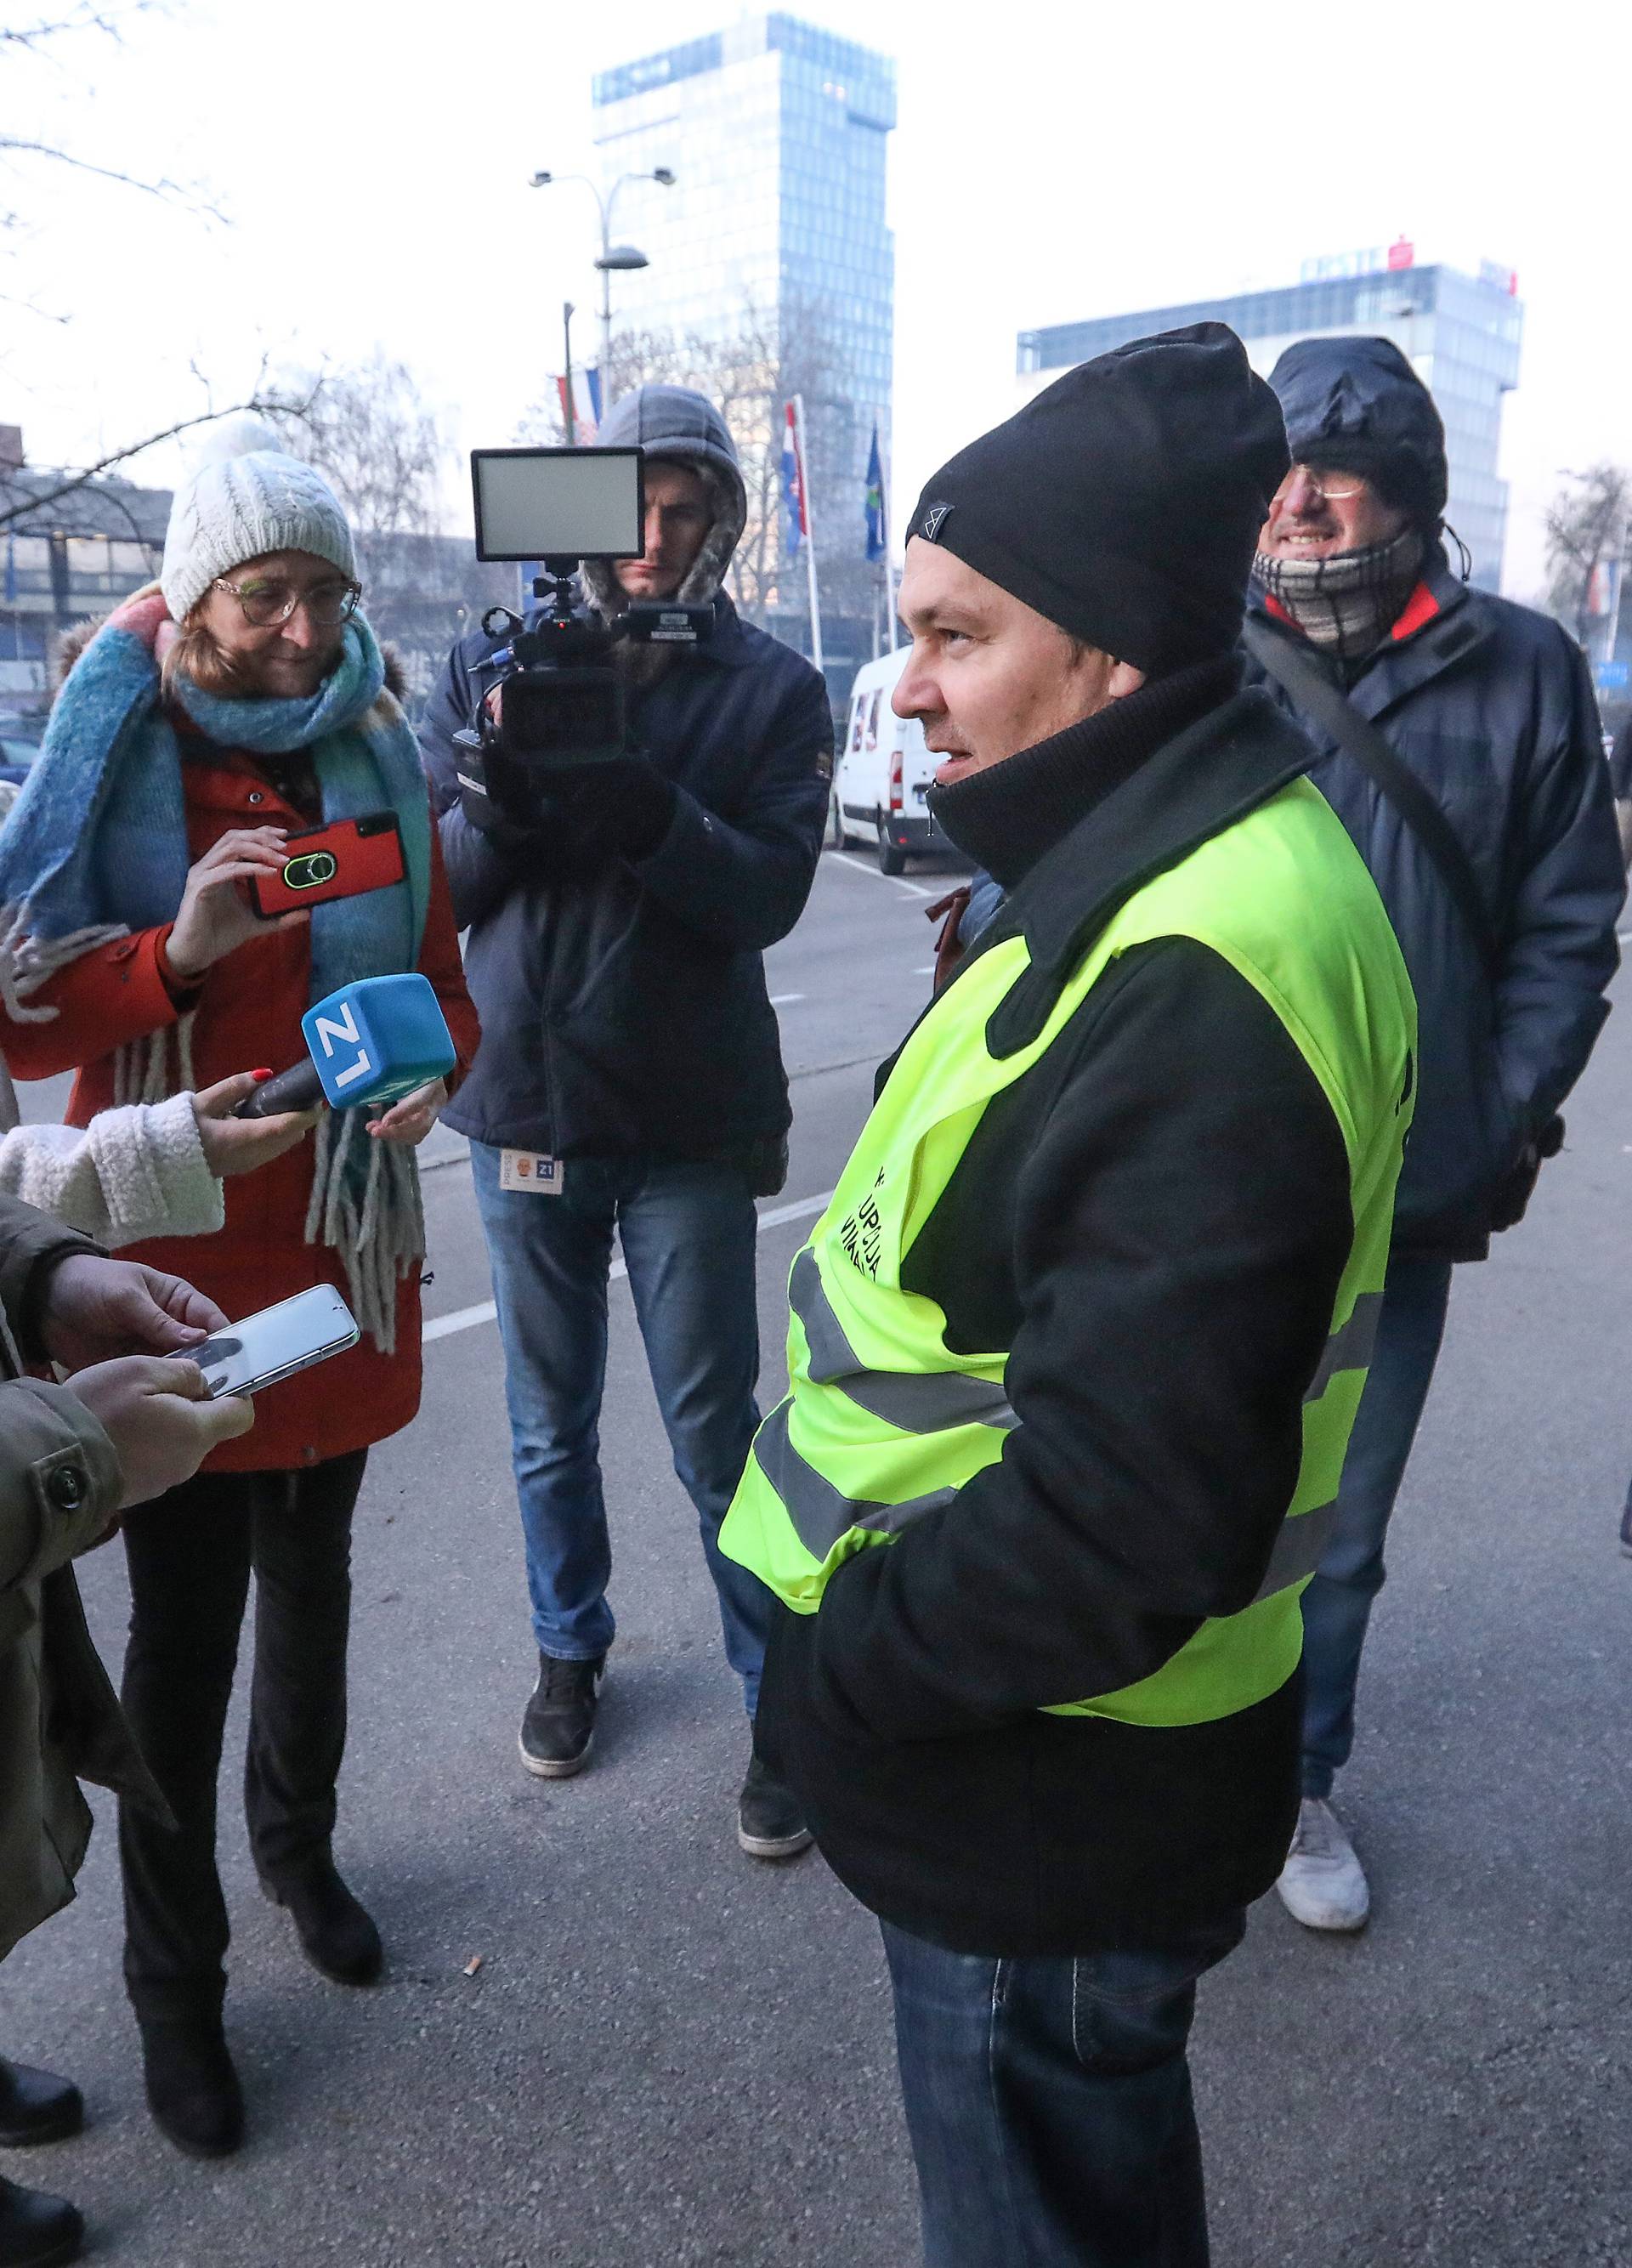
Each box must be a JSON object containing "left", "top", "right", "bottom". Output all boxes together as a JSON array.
[{"left": 190, "top": 1285, "right": 360, "bottom": 1399}]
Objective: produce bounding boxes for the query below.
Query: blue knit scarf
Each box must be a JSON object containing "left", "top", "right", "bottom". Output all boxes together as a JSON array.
[{"left": 0, "top": 610, "right": 430, "bottom": 981}]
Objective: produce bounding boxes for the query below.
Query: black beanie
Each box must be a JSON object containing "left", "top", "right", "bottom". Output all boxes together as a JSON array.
[
  {"left": 906, "top": 323, "right": 1289, "bottom": 678},
  {"left": 1267, "top": 336, "right": 1449, "bottom": 529}
]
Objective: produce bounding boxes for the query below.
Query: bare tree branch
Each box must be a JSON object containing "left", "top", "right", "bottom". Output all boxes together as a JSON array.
[
  {"left": 0, "top": 283, "right": 68, "bottom": 321},
  {"left": 2, "top": 3, "right": 156, "bottom": 50},
  {"left": 1544, "top": 463, "right": 1631, "bottom": 644},
  {"left": 0, "top": 136, "right": 222, "bottom": 219},
  {"left": 0, "top": 379, "right": 326, "bottom": 532}
]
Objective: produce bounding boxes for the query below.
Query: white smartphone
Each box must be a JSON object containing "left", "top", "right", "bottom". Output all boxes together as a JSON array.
[{"left": 190, "top": 1285, "right": 360, "bottom": 1399}]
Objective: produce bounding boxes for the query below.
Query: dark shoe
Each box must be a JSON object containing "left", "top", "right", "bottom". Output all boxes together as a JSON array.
[
  {"left": 0, "top": 2065, "right": 81, "bottom": 2150},
  {"left": 519, "top": 1653, "right": 604, "bottom": 1779},
  {"left": 737, "top": 1753, "right": 813, "bottom": 1861},
  {"left": 0, "top": 2177, "right": 82, "bottom": 2267},
  {"left": 262, "top": 1860, "right": 382, "bottom": 1987},
  {"left": 139, "top": 2016, "right": 244, "bottom": 2159}
]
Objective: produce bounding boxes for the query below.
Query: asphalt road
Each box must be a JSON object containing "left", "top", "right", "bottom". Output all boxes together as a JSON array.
[{"left": 4, "top": 848, "right": 1632, "bottom": 2267}]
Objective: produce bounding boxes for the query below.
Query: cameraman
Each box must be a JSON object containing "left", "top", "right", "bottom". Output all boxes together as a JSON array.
[{"left": 419, "top": 385, "right": 830, "bottom": 1856}]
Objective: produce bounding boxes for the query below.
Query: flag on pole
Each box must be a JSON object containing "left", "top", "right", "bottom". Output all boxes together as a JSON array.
[
  {"left": 782, "top": 400, "right": 808, "bottom": 559},
  {"left": 554, "top": 367, "right": 603, "bottom": 442},
  {"left": 864, "top": 424, "right": 887, "bottom": 562}
]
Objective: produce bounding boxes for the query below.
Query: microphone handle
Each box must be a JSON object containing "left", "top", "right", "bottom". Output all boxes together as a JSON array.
[{"left": 231, "top": 1058, "right": 328, "bottom": 1120}]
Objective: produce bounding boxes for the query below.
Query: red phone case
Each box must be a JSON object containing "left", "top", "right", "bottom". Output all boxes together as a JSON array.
[{"left": 250, "top": 814, "right": 405, "bottom": 918}]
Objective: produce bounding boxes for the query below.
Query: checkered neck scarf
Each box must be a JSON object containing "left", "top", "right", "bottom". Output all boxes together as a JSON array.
[{"left": 1253, "top": 528, "right": 1425, "bottom": 669}]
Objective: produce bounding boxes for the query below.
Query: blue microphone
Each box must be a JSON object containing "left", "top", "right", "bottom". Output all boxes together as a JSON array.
[{"left": 233, "top": 974, "right": 457, "bottom": 1119}]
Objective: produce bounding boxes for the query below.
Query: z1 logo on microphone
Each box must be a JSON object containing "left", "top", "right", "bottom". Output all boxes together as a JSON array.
[{"left": 312, "top": 1001, "right": 375, "bottom": 1093}]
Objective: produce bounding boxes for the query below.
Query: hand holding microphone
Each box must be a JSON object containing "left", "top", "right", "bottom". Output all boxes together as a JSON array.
[
  {"left": 234, "top": 974, "right": 457, "bottom": 1148},
  {"left": 194, "top": 1071, "right": 323, "bottom": 1174}
]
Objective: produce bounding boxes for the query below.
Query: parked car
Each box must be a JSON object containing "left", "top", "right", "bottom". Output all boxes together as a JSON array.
[{"left": 830, "top": 648, "right": 955, "bottom": 876}]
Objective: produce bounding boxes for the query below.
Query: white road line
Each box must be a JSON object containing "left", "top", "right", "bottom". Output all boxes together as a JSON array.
[
  {"left": 422, "top": 1188, "right": 835, "bottom": 1346},
  {"left": 828, "top": 850, "right": 933, "bottom": 901},
  {"left": 768, "top": 992, "right": 805, "bottom": 1006}
]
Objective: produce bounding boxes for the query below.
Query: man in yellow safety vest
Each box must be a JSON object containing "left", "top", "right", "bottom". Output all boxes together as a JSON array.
[{"left": 720, "top": 325, "right": 1417, "bottom": 2268}]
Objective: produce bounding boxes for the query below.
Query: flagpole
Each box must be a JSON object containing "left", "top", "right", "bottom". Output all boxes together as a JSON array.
[
  {"left": 794, "top": 393, "right": 824, "bottom": 676},
  {"left": 883, "top": 428, "right": 899, "bottom": 652}
]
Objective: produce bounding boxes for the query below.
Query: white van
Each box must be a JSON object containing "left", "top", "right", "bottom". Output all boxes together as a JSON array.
[{"left": 830, "top": 647, "right": 951, "bottom": 876}]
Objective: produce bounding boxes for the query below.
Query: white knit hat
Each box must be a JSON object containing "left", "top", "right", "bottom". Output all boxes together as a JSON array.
[{"left": 161, "top": 417, "right": 357, "bottom": 623}]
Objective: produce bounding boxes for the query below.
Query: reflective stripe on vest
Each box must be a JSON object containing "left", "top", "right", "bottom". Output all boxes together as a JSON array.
[
  {"left": 752, "top": 1386, "right": 1344, "bottom": 1602},
  {"left": 776, "top": 1251, "right": 1380, "bottom": 1579},
  {"left": 719, "top": 773, "right": 1418, "bottom": 1732},
  {"left": 790, "top": 1249, "right": 1019, "bottom": 1437}
]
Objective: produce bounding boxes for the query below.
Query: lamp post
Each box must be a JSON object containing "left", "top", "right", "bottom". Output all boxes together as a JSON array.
[
  {"left": 530, "top": 167, "right": 676, "bottom": 404},
  {"left": 561, "top": 302, "right": 580, "bottom": 441}
]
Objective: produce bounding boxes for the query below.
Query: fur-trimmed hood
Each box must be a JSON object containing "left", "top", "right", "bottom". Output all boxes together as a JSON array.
[{"left": 578, "top": 385, "right": 746, "bottom": 620}]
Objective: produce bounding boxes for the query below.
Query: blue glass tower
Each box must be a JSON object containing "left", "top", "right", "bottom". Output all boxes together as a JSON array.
[{"left": 592, "top": 15, "right": 896, "bottom": 662}]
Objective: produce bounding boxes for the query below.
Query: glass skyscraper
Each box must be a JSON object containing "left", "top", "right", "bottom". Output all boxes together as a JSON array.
[
  {"left": 591, "top": 14, "right": 895, "bottom": 667},
  {"left": 1017, "top": 261, "right": 1524, "bottom": 591}
]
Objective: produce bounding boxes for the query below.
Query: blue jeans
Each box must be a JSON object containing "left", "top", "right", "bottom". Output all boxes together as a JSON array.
[
  {"left": 469, "top": 1144, "right": 776, "bottom": 1714},
  {"left": 881, "top": 1911, "right": 1244, "bottom": 2268},
  {"left": 1300, "top": 1249, "right": 1454, "bottom": 1800}
]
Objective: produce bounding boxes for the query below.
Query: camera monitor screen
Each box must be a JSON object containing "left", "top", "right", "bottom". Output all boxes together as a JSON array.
[{"left": 471, "top": 447, "right": 644, "bottom": 562}]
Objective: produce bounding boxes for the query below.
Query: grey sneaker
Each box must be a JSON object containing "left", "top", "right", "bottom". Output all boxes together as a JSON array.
[
  {"left": 1276, "top": 1796, "right": 1369, "bottom": 1931},
  {"left": 519, "top": 1653, "right": 604, "bottom": 1778}
]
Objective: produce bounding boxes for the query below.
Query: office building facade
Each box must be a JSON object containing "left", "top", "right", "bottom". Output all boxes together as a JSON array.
[
  {"left": 590, "top": 14, "right": 896, "bottom": 674},
  {"left": 1017, "top": 258, "right": 1523, "bottom": 591},
  {"left": 0, "top": 425, "right": 170, "bottom": 720}
]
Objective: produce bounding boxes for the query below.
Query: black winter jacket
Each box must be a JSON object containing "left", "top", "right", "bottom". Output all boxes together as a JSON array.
[
  {"left": 757, "top": 689, "right": 1364, "bottom": 1957},
  {"left": 1245, "top": 552, "right": 1623, "bottom": 1258},
  {"left": 419, "top": 594, "right": 830, "bottom": 1160}
]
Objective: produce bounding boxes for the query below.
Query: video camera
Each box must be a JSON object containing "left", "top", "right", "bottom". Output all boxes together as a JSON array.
[{"left": 455, "top": 445, "right": 711, "bottom": 831}]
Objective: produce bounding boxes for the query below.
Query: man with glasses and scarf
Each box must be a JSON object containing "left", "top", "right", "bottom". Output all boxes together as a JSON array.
[{"left": 1245, "top": 335, "right": 1624, "bottom": 1931}]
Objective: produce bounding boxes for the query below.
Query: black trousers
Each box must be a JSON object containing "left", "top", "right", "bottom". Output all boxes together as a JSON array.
[{"left": 117, "top": 1451, "right": 367, "bottom": 2022}]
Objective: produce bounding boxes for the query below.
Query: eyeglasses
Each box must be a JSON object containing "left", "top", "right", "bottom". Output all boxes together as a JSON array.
[
  {"left": 1285, "top": 465, "right": 1366, "bottom": 503},
  {"left": 212, "top": 575, "right": 361, "bottom": 629}
]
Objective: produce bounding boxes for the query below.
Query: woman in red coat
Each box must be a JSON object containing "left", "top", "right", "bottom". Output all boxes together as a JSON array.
[{"left": 0, "top": 426, "right": 479, "bottom": 2160}]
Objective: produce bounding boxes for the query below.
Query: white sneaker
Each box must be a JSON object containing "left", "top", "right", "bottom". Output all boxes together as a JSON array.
[{"left": 1276, "top": 1797, "right": 1370, "bottom": 1931}]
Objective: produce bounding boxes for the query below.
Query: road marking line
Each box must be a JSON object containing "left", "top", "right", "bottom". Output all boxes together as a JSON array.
[
  {"left": 828, "top": 851, "right": 933, "bottom": 901},
  {"left": 768, "top": 993, "right": 805, "bottom": 1006},
  {"left": 422, "top": 1190, "right": 835, "bottom": 1345}
]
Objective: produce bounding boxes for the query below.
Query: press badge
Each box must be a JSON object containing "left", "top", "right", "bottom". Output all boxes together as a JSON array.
[{"left": 500, "top": 1150, "right": 565, "bottom": 1196}]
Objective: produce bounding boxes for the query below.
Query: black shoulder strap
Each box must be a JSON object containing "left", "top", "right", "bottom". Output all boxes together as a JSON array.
[{"left": 1244, "top": 619, "right": 1500, "bottom": 980}]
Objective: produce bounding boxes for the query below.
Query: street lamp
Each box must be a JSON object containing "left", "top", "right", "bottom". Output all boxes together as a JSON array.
[{"left": 529, "top": 167, "right": 677, "bottom": 402}]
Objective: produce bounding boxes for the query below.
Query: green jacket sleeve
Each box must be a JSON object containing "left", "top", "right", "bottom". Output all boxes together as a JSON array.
[
  {"left": 0, "top": 1377, "right": 122, "bottom": 1598},
  {"left": 0, "top": 1192, "right": 101, "bottom": 1369}
]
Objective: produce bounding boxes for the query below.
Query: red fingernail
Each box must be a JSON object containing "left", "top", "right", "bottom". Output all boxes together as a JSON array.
[{"left": 252, "top": 1068, "right": 273, "bottom": 1081}]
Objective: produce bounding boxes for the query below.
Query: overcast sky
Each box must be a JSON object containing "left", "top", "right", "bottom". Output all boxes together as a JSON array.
[{"left": 8, "top": 0, "right": 1629, "bottom": 602}]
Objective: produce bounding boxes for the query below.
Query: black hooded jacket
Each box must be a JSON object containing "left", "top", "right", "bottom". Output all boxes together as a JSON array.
[
  {"left": 1250, "top": 336, "right": 1623, "bottom": 1258},
  {"left": 419, "top": 394, "right": 830, "bottom": 1162}
]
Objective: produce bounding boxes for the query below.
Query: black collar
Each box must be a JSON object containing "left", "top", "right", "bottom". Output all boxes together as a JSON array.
[
  {"left": 930, "top": 658, "right": 1238, "bottom": 891},
  {"left": 971, "top": 687, "right": 1318, "bottom": 1057}
]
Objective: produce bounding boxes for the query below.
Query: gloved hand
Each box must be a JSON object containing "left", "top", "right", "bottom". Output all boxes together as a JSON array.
[{"left": 552, "top": 759, "right": 678, "bottom": 862}]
